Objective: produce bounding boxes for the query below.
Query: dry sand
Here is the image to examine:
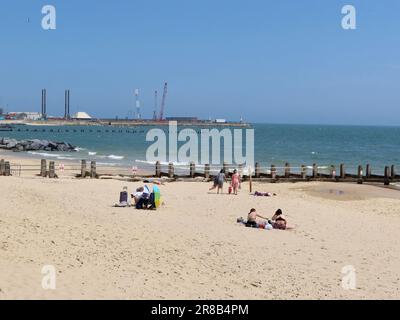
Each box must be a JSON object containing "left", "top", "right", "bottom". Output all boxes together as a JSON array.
[{"left": 1, "top": 156, "right": 400, "bottom": 299}]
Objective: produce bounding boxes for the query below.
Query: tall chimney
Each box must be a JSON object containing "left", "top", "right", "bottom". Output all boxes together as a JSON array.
[
  {"left": 41, "top": 89, "right": 44, "bottom": 118},
  {"left": 67, "top": 90, "right": 70, "bottom": 119},
  {"left": 64, "top": 89, "right": 71, "bottom": 119},
  {"left": 64, "top": 90, "right": 68, "bottom": 119},
  {"left": 41, "top": 89, "right": 47, "bottom": 120}
]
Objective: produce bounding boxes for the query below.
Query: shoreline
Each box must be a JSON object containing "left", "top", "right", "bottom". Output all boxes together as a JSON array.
[{"left": 2, "top": 150, "right": 400, "bottom": 188}]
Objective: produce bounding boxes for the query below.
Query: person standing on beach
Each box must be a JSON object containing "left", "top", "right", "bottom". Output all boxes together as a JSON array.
[
  {"left": 216, "top": 169, "right": 226, "bottom": 194},
  {"left": 231, "top": 169, "right": 241, "bottom": 195}
]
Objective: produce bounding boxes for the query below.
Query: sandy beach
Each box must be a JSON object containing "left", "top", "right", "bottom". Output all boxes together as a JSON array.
[{"left": 1, "top": 154, "right": 400, "bottom": 300}]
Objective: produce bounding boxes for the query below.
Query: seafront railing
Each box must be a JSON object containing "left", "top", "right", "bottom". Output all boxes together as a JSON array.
[{"left": 1, "top": 158, "right": 399, "bottom": 186}]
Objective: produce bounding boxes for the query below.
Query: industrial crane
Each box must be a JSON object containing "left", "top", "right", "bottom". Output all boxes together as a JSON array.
[{"left": 158, "top": 82, "right": 168, "bottom": 121}]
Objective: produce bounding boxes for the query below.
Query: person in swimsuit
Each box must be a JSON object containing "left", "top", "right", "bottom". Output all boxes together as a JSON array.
[
  {"left": 246, "top": 208, "right": 269, "bottom": 227},
  {"left": 269, "top": 209, "right": 287, "bottom": 230},
  {"left": 231, "top": 169, "right": 241, "bottom": 195}
]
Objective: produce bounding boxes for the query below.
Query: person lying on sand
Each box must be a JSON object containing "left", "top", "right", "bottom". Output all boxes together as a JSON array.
[
  {"left": 269, "top": 209, "right": 287, "bottom": 230},
  {"left": 254, "top": 191, "right": 277, "bottom": 197}
]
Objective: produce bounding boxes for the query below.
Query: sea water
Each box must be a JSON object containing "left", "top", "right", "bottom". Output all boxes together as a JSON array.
[{"left": 2, "top": 123, "right": 399, "bottom": 175}]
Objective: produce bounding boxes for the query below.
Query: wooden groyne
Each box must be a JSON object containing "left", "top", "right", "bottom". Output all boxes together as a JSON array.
[
  {"left": 1, "top": 158, "right": 399, "bottom": 186},
  {"left": 152, "top": 162, "right": 400, "bottom": 186}
]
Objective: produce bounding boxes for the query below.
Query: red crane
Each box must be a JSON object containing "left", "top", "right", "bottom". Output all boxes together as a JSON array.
[{"left": 158, "top": 82, "right": 168, "bottom": 121}]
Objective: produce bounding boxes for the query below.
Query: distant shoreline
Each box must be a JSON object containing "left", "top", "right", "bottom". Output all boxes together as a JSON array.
[{"left": 0, "top": 119, "right": 251, "bottom": 128}]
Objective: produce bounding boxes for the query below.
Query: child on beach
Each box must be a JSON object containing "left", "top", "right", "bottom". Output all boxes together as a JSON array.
[{"left": 231, "top": 169, "right": 241, "bottom": 195}]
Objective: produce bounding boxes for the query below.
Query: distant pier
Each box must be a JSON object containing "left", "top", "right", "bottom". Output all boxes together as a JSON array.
[{"left": 0, "top": 119, "right": 251, "bottom": 128}]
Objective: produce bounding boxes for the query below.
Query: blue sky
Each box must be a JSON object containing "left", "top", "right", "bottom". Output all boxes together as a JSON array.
[{"left": 0, "top": 0, "right": 399, "bottom": 125}]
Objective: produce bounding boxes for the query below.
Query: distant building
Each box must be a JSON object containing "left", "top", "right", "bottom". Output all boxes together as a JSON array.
[
  {"left": 215, "top": 119, "right": 227, "bottom": 123},
  {"left": 166, "top": 117, "right": 198, "bottom": 122},
  {"left": 72, "top": 112, "right": 92, "bottom": 120},
  {"left": 8, "top": 112, "right": 42, "bottom": 120}
]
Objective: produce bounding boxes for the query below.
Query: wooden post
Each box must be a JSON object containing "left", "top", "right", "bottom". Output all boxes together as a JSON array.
[
  {"left": 223, "top": 162, "right": 228, "bottom": 173},
  {"left": 340, "top": 164, "right": 345, "bottom": 179},
  {"left": 90, "top": 161, "right": 97, "bottom": 178},
  {"left": 384, "top": 166, "right": 390, "bottom": 186},
  {"left": 255, "top": 162, "right": 260, "bottom": 178},
  {"left": 366, "top": 164, "right": 371, "bottom": 178},
  {"left": 249, "top": 167, "right": 253, "bottom": 193},
  {"left": 4, "top": 161, "right": 11, "bottom": 176},
  {"left": 271, "top": 165, "right": 276, "bottom": 180},
  {"left": 391, "top": 165, "right": 396, "bottom": 179},
  {"left": 0, "top": 159, "right": 5, "bottom": 176},
  {"left": 312, "top": 163, "right": 318, "bottom": 178},
  {"left": 40, "top": 159, "right": 47, "bottom": 177},
  {"left": 301, "top": 165, "right": 307, "bottom": 179},
  {"left": 330, "top": 165, "right": 336, "bottom": 179},
  {"left": 357, "top": 165, "right": 363, "bottom": 184},
  {"left": 49, "top": 161, "right": 56, "bottom": 178},
  {"left": 81, "top": 160, "right": 87, "bottom": 178},
  {"left": 284, "top": 163, "right": 290, "bottom": 178},
  {"left": 168, "top": 163, "right": 174, "bottom": 178},
  {"left": 204, "top": 164, "right": 210, "bottom": 179},
  {"left": 190, "top": 162, "right": 196, "bottom": 178},
  {"left": 155, "top": 161, "right": 161, "bottom": 178}
]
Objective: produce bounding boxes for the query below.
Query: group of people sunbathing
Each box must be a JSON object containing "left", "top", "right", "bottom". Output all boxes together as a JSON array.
[
  {"left": 115, "top": 185, "right": 156, "bottom": 210},
  {"left": 238, "top": 208, "right": 288, "bottom": 230}
]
